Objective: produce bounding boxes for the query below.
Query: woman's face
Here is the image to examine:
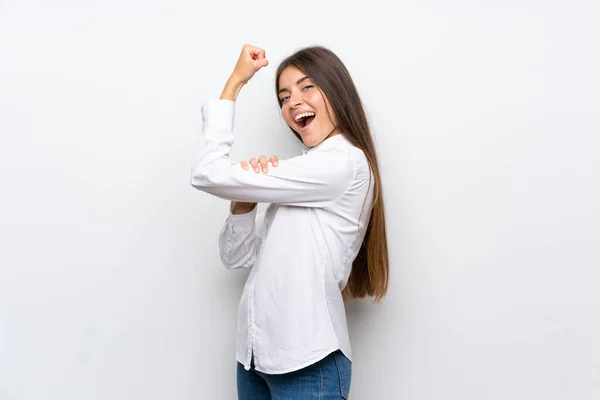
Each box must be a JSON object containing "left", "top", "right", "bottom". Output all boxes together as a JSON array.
[{"left": 278, "top": 66, "right": 340, "bottom": 148}]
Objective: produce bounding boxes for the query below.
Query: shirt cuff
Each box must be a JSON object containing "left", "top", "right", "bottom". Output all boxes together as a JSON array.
[{"left": 201, "top": 99, "right": 235, "bottom": 132}]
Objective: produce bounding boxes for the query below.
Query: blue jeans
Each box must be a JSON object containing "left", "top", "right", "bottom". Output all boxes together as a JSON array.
[{"left": 237, "top": 350, "right": 352, "bottom": 399}]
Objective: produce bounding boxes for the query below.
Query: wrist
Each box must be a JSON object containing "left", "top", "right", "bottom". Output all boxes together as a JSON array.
[
  {"left": 220, "top": 75, "right": 246, "bottom": 101},
  {"left": 229, "top": 73, "right": 248, "bottom": 86}
]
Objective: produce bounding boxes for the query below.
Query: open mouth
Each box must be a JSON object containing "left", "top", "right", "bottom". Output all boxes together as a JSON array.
[{"left": 295, "top": 113, "right": 316, "bottom": 130}]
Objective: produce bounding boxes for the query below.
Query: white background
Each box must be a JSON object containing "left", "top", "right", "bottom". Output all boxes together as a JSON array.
[{"left": 1, "top": 1, "right": 599, "bottom": 399}]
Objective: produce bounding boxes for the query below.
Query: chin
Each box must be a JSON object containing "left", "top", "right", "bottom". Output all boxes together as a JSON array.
[{"left": 302, "top": 136, "right": 322, "bottom": 148}]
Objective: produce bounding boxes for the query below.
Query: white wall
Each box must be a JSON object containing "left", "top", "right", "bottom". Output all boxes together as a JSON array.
[{"left": 1, "top": 1, "right": 599, "bottom": 399}]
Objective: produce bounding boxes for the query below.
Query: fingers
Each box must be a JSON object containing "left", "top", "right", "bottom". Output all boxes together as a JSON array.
[
  {"left": 243, "top": 155, "right": 279, "bottom": 174},
  {"left": 244, "top": 44, "right": 269, "bottom": 68},
  {"left": 255, "top": 58, "right": 269, "bottom": 68},
  {"left": 244, "top": 44, "right": 266, "bottom": 60},
  {"left": 249, "top": 157, "right": 259, "bottom": 173},
  {"left": 258, "top": 155, "right": 269, "bottom": 173},
  {"left": 251, "top": 48, "right": 266, "bottom": 61},
  {"left": 251, "top": 156, "right": 268, "bottom": 173},
  {"left": 254, "top": 49, "right": 269, "bottom": 68}
]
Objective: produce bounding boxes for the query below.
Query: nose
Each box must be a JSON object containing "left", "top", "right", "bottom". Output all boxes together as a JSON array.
[{"left": 288, "top": 90, "right": 303, "bottom": 108}]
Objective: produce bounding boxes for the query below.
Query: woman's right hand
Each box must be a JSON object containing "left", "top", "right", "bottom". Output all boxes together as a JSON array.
[
  {"left": 232, "top": 154, "right": 278, "bottom": 215},
  {"left": 241, "top": 155, "right": 279, "bottom": 174},
  {"left": 231, "top": 44, "right": 269, "bottom": 84}
]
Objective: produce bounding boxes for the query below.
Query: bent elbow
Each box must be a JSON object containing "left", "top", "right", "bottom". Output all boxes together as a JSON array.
[
  {"left": 190, "top": 174, "right": 205, "bottom": 190},
  {"left": 190, "top": 168, "right": 212, "bottom": 190}
]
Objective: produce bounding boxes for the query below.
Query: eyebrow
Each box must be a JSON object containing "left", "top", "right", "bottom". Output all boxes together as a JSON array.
[{"left": 278, "top": 76, "right": 312, "bottom": 95}]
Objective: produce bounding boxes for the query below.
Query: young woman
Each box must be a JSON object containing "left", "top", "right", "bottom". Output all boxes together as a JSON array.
[{"left": 191, "top": 44, "right": 389, "bottom": 399}]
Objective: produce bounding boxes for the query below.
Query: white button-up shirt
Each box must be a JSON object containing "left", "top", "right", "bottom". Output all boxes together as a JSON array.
[{"left": 191, "top": 99, "right": 374, "bottom": 374}]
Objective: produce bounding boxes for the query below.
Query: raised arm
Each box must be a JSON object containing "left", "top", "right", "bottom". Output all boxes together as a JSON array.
[{"left": 190, "top": 45, "right": 354, "bottom": 207}]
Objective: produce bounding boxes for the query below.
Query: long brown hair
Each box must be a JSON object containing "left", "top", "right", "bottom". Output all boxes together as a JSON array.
[{"left": 275, "top": 46, "right": 389, "bottom": 302}]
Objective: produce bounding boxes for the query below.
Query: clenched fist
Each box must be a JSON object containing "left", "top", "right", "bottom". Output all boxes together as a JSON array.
[{"left": 231, "top": 44, "right": 269, "bottom": 84}]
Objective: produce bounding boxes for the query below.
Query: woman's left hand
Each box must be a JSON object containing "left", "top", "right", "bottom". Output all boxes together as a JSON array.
[{"left": 241, "top": 155, "right": 279, "bottom": 174}]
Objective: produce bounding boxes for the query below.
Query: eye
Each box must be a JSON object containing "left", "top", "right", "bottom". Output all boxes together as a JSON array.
[{"left": 279, "top": 84, "right": 313, "bottom": 105}]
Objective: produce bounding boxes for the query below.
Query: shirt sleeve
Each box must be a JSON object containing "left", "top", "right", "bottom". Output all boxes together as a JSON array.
[
  {"left": 190, "top": 99, "right": 355, "bottom": 208},
  {"left": 218, "top": 203, "right": 260, "bottom": 270}
]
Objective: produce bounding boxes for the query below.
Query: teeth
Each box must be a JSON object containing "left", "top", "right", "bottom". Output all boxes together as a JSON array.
[{"left": 294, "top": 112, "right": 315, "bottom": 121}]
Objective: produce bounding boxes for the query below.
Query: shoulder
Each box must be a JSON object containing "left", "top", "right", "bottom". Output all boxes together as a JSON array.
[
  {"left": 318, "top": 135, "right": 372, "bottom": 182},
  {"left": 305, "top": 147, "right": 356, "bottom": 183},
  {"left": 347, "top": 145, "right": 371, "bottom": 181}
]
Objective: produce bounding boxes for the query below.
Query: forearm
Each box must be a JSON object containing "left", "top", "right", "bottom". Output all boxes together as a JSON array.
[
  {"left": 220, "top": 75, "right": 245, "bottom": 102},
  {"left": 219, "top": 204, "right": 259, "bottom": 270}
]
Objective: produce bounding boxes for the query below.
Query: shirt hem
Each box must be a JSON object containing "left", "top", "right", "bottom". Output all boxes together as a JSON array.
[{"left": 240, "top": 347, "right": 342, "bottom": 375}]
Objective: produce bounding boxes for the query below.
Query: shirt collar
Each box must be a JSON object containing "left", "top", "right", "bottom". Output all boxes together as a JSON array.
[{"left": 302, "top": 134, "right": 347, "bottom": 154}]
